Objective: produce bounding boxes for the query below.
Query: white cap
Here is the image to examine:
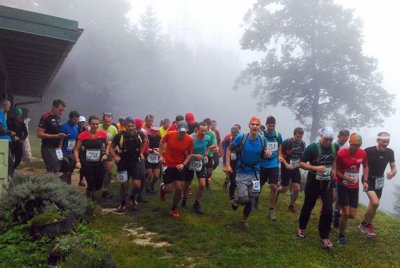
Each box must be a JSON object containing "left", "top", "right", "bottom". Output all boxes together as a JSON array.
[
  {"left": 78, "top": 116, "right": 86, "bottom": 122},
  {"left": 319, "top": 127, "right": 335, "bottom": 139}
]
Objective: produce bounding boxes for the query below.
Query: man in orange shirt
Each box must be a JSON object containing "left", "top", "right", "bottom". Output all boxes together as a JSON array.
[{"left": 159, "top": 120, "right": 194, "bottom": 218}]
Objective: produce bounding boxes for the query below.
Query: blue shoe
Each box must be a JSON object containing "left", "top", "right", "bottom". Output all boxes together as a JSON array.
[{"left": 337, "top": 236, "right": 346, "bottom": 245}]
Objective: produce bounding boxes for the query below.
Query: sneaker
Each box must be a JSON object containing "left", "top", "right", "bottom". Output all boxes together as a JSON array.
[
  {"left": 116, "top": 205, "right": 127, "bottom": 213},
  {"left": 337, "top": 236, "right": 346, "bottom": 245},
  {"left": 366, "top": 224, "right": 376, "bottom": 237},
  {"left": 359, "top": 223, "right": 368, "bottom": 234},
  {"left": 230, "top": 199, "right": 239, "bottom": 211},
  {"left": 188, "top": 186, "right": 193, "bottom": 195},
  {"left": 288, "top": 205, "right": 296, "bottom": 213},
  {"left": 78, "top": 180, "right": 86, "bottom": 187},
  {"left": 170, "top": 209, "right": 180, "bottom": 218},
  {"left": 137, "top": 194, "right": 149, "bottom": 203},
  {"left": 240, "top": 220, "right": 250, "bottom": 229},
  {"left": 268, "top": 209, "right": 277, "bottom": 221},
  {"left": 181, "top": 197, "right": 187, "bottom": 208},
  {"left": 297, "top": 229, "right": 306, "bottom": 238},
  {"left": 192, "top": 204, "right": 204, "bottom": 215},
  {"left": 320, "top": 238, "right": 333, "bottom": 250},
  {"left": 333, "top": 213, "right": 341, "bottom": 228},
  {"left": 102, "top": 190, "right": 113, "bottom": 199},
  {"left": 159, "top": 183, "right": 166, "bottom": 201}
]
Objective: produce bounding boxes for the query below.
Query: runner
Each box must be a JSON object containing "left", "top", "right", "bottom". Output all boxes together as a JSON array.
[
  {"left": 224, "top": 116, "right": 267, "bottom": 228},
  {"left": 37, "top": 99, "right": 67, "bottom": 173},
  {"left": 134, "top": 118, "right": 150, "bottom": 203},
  {"left": 77, "top": 116, "right": 87, "bottom": 187},
  {"left": 60, "top": 110, "right": 80, "bottom": 184},
  {"left": 203, "top": 118, "right": 218, "bottom": 189},
  {"left": 159, "top": 120, "right": 194, "bottom": 218},
  {"left": 211, "top": 120, "right": 221, "bottom": 170},
  {"left": 159, "top": 118, "right": 170, "bottom": 138},
  {"left": 256, "top": 115, "right": 283, "bottom": 221},
  {"left": 335, "top": 133, "right": 368, "bottom": 245},
  {"left": 277, "top": 127, "right": 306, "bottom": 213},
  {"left": 297, "top": 127, "right": 339, "bottom": 250},
  {"left": 99, "top": 112, "right": 119, "bottom": 199},
  {"left": 7, "top": 107, "right": 28, "bottom": 174},
  {"left": 184, "top": 122, "right": 212, "bottom": 214},
  {"left": 0, "top": 99, "right": 17, "bottom": 176},
  {"left": 167, "top": 115, "right": 184, "bottom": 132},
  {"left": 145, "top": 125, "right": 162, "bottom": 194},
  {"left": 185, "top": 112, "right": 198, "bottom": 135},
  {"left": 332, "top": 129, "right": 350, "bottom": 227},
  {"left": 359, "top": 132, "right": 397, "bottom": 237},
  {"left": 109, "top": 117, "right": 145, "bottom": 212},
  {"left": 116, "top": 118, "right": 126, "bottom": 133},
  {"left": 74, "top": 115, "right": 109, "bottom": 199}
]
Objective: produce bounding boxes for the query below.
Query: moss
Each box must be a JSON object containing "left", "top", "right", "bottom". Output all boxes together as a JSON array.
[{"left": 30, "top": 212, "right": 63, "bottom": 225}]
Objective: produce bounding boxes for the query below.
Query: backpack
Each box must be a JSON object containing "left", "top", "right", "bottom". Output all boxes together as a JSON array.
[
  {"left": 235, "top": 133, "right": 266, "bottom": 165},
  {"left": 315, "top": 141, "right": 337, "bottom": 158},
  {"left": 118, "top": 132, "right": 142, "bottom": 152}
]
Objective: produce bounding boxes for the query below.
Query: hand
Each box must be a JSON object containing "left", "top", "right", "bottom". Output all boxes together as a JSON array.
[
  {"left": 10, "top": 131, "right": 16, "bottom": 137},
  {"left": 194, "top": 154, "right": 203, "bottom": 160},
  {"left": 176, "top": 164, "right": 184, "bottom": 171},
  {"left": 315, "top": 166, "right": 326, "bottom": 174},
  {"left": 224, "top": 165, "right": 233, "bottom": 174},
  {"left": 286, "top": 164, "right": 294, "bottom": 170},
  {"left": 75, "top": 161, "right": 81, "bottom": 169},
  {"left": 387, "top": 172, "right": 395, "bottom": 179},
  {"left": 101, "top": 154, "right": 108, "bottom": 161},
  {"left": 264, "top": 149, "right": 272, "bottom": 158},
  {"left": 363, "top": 181, "right": 369, "bottom": 192},
  {"left": 204, "top": 156, "right": 208, "bottom": 164},
  {"left": 279, "top": 156, "right": 284, "bottom": 162},
  {"left": 140, "top": 153, "right": 145, "bottom": 160},
  {"left": 13, "top": 136, "right": 20, "bottom": 142},
  {"left": 160, "top": 156, "right": 165, "bottom": 164},
  {"left": 57, "top": 133, "right": 67, "bottom": 139},
  {"left": 115, "top": 156, "right": 121, "bottom": 163}
]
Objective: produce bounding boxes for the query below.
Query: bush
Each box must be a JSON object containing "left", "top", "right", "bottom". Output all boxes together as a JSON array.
[{"left": 0, "top": 173, "right": 88, "bottom": 224}]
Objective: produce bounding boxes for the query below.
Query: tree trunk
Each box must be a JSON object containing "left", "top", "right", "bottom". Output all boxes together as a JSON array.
[{"left": 309, "top": 89, "right": 321, "bottom": 142}]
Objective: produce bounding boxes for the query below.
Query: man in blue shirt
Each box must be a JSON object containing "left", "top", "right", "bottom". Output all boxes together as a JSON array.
[
  {"left": 225, "top": 116, "right": 267, "bottom": 228},
  {"left": 0, "top": 99, "right": 17, "bottom": 176},
  {"left": 60, "top": 111, "right": 80, "bottom": 184}
]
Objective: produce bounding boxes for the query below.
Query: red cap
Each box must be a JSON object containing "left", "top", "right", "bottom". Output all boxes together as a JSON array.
[
  {"left": 185, "top": 112, "right": 196, "bottom": 124},
  {"left": 134, "top": 118, "right": 143, "bottom": 129}
]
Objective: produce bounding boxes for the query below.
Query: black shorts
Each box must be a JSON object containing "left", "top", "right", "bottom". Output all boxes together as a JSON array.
[
  {"left": 205, "top": 156, "right": 213, "bottom": 169},
  {"left": 82, "top": 164, "right": 105, "bottom": 191},
  {"left": 260, "top": 167, "right": 279, "bottom": 185},
  {"left": 185, "top": 167, "right": 207, "bottom": 181},
  {"left": 280, "top": 167, "right": 301, "bottom": 186},
  {"left": 366, "top": 176, "right": 384, "bottom": 199},
  {"left": 163, "top": 167, "right": 185, "bottom": 184},
  {"left": 60, "top": 154, "right": 75, "bottom": 173},
  {"left": 117, "top": 161, "right": 139, "bottom": 180},
  {"left": 337, "top": 184, "right": 359, "bottom": 208},
  {"left": 145, "top": 161, "right": 160, "bottom": 170}
]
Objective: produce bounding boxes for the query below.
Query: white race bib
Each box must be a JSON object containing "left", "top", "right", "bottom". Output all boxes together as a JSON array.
[
  {"left": 231, "top": 152, "right": 237, "bottom": 161},
  {"left": 189, "top": 159, "right": 203, "bottom": 171},
  {"left": 86, "top": 149, "right": 101, "bottom": 162},
  {"left": 117, "top": 170, "right": 128, "bottom": 183},
  {"left": 316, "top": 166, "right": 332, "bottom": 181},
  {"left": 267, "top": 141, "right": 278, "bottom": 152},
  {"left": 290, "top": 159, "right": 300, "bottom": 169},
  {"left": 55, "top": 148, "right": 63, "bottom": 160},
  {"left": 252, "top": 178, "right": 260, "bottom": 193},
  {"left": 148, "top": 153, "right": 159, "bottom": 164},
  {"left": 375, "top": 177, "right": 385, "bottom": 190},
  {"left": 67, "top": 140, "right": 76, "bottom": 151},
  {"left": 343, "top": 171, "right": 359, "bottom": 185}
]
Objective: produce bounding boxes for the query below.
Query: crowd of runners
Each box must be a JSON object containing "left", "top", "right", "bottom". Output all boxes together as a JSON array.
[{"left": 0, "top": 98, "right": 397, "bottom": 250}]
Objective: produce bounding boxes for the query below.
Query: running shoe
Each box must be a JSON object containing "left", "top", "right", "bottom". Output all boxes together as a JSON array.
[
  {"left": 320, "top": 238, "right": 333, "bottom": 250},
  {"left": 192, "top": 204, "right": 204, "bottom": 215},
  {"left": 240, "top": 220, "right": 250, "bottom": 229},
  {"left": 116, "top": 205, "right": 127, "bottom": 213},
  {"left": 159, "top": 183, "right": 166, "bottom": 201},
  {"left": 268, "top": 209, "right": 277, "bottom": 221},
  {"left": 337, "top": 236, "right": 346, "bottom": 245},
  {"left": 359, "top": 222, "right": 368, "bottom": 234},
  {"left": 297, "top": 229, "right": 306, "bottom": 238},
  {"left": 366, "top": 224, "right": 376, "bottom": 237},
  {"left": 288, "top": 205, "right": 296, "bottom": 213},
  {"left": 170, "top": 209, "right": 180, "bottom": 218}
]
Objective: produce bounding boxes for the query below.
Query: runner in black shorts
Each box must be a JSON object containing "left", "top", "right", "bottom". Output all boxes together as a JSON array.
[{"left": 144, "top": 125, "right": 161, "bottom": 194}]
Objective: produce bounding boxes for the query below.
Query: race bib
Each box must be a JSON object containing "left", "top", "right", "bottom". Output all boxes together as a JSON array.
[
  {"left": 231, "top": 152, "right": 237, "bottom": 161},
  {"left": 55, "top": 148, "right": 63, "bottom": 160},
  {"left": 148, "top": 153, "right": 159, "bottom": 164},
  {"left": 375, "top": 177, "right": 385, "bottom": 190},
  {"left": 117, "top": 170, "right": 128, "bottom": 183},
  {"left": 289, "top": 159, "right": 300, "bottom": 169},
  {"left": 67, "top": 140, "right": 76, "bottom": 151},
  {"left": 316, "top": 166, "right": 332, "bottom": 181},
  {"left": 162, "top": 165, "right": 167, "bottom": 173},
  {"left": 252, "top": 178, "right": 260, "bottom": 193},
  {"left": 86, "top": 149, "right": 101, "bottom": 162},
  {"left": 343, "top": 171, "right": 359, "bottom": 185},
  {"left": 189, "top": 159, "right": 203, "bottom": 171},
  {"left": 267, "top": 141, "right": 278, "bottom": 152}
]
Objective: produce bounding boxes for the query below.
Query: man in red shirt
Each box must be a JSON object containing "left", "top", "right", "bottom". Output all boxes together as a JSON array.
[
  {"left": 159, "top": 120, "right": 194, "bottom": 218},
  {"left": 335, "top": 133, "right": 368, "bottom": 245}
]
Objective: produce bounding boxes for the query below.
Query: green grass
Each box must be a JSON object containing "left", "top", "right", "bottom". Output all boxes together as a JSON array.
[{"left": 18, "top": 140, "right": 400, "bottom": 268}]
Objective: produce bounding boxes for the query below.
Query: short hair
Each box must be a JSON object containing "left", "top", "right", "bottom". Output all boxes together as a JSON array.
[
  {"left": 197, "top": 122, "right": 208, "bottom": 129},
  {"left": 203, "top": 118, "right": 211, "bottom": 126},
  {"left": 69, "top": 110, "right": 80, "bottom": 119},
  {"left": 338, "top": 129, "right": 350, "bottom": 137},
  {"left": 234, "top": 124, "right": 241, "bottom": 130},
  {"left": 52, "top": 99, "right": 66, "bottom": 107},
  {"left": 88, "top": 115, "right": 100, "bottom": 123},
  {"left": 211, "top": 120, "right": 217, "bottom": 124},
  {"left": 145, "top": 114, "right": 154, "bottom": 120},
  {"left": 293, "top": 127, "right": 304, "bottom": 135},
  {"left": 175, "top": 115, "right": 184, "bottom": 122}
]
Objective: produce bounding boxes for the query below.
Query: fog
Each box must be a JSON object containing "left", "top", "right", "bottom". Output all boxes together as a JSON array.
[{"left": 1, "top": 0, "right": 399, "bottom": 213}]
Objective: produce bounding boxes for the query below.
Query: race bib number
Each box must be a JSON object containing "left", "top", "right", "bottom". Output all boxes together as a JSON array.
[
  {"left": 252, "top": 178, "right": 261, "bottom": 193},
  {"left": 189, "top": 159, "right": 203, "bottom": 171},
  {"left": 290, "top": 159, "right": 300, "bottom": 169},
  {"left": 267, "top": 142, "right": 278, "bottom": 152},
  {"left": 231, "top": 152, "right": 237, "bottom": 161},
  {"left": 67, "top": 140, "right": 76, "bottom": 151},
  {"left": 343, "top": 171, "right": 359, "bottom": 185},
  {"left": 55, "top": 148, "right": 63, "bottom": 160},
  {"left": 117, "top": 170, "right": 128, "bottom": 183},
  {"left": 86, "top": 149, "right": 101, "bottom": 162},
  {"left": 316, "top": 166, "right": 332, "bottom": 181},
  {"left": 375, "top": 177, "right": 385, "bottom": 190},
  {"left": 148, "top": 153, "right": 159, "bottom": 164}
]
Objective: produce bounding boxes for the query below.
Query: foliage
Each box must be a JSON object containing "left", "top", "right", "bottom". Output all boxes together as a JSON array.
[
  {"left": 236, "top": 0, "right": 395, "bottom": 140},
  {"left": 0, "top": 173, "right": 87, "bottom": 224},
  {"left": 30, "top": 212, "right": 63, "bottom": 225}
]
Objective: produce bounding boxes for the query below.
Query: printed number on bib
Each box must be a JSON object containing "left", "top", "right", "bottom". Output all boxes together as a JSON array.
[
  {"left": 55, "top": 148, "right": 63, "bottom": 160},
  {"left": 117, "top": 170, "right": 128, "bottom": 183},
  {"left": 189, "top": 160, "right": 203, "bottom": 171},
  {"left": 267, "top": 142, "right": 278, "bottom": 152},
  {"left": 290, "top": 159, "right": 300, "bottom": 169},
  {"left": 67, "top": 140, "right": 76, "bottom": 151},
  {"left": 375, "top": 177, "right": 385, "bottom": 190},
  {"left": 343, "top": 171, "right": 359, "bottom": 185},
  {"left": 86, "top": 149, "right": 101, "bottom": 162},
  {"left": 252, "top": 178, "right": 261, "bottom": 193},
  {"left": 231, "top": 152, "right": 237, "bottom": 161},
  {"left": 316, "top": 166, "right": 332, "bottom": 181},
  {"left": 148, "top": 153, "right": 159, "bottom": 164}
]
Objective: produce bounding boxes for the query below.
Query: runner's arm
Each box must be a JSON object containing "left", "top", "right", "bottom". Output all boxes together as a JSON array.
[
  {"left": 388, "top": 162, "right": 397, "bottom": 179},
  {"left": 73, "top": 139, "right": 82, "bottom": 163},
  {"left": 37, "top": 127, "right": 65, "bottom": 139}
]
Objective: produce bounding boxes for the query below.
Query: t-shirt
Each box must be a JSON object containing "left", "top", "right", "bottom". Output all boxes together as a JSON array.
[
  {"left": 77, "top": 130, "right": 108, "bottom": 166},
  {"left": 162, "top": 131, "right": 193, "bottom": 167},
  {"left": 191, "top": 133, "right": 211, "bottom": 158},
  {"left": 159, "top": 127, "right": 168, "bottom": 138},
  {"left": 0, "top": 111, "right": 11, "bottom": 142},
  {"left": 281, "top": 137, "right": 306, "bottom": 171},
  {"left": 99, "top": 124, "right": 118, "bottom": 142},
  {"left": 300, "top": 142, "right": 339, "bottom": 182},
  {"left": 259, "top": 130, "right": 282, "bottom": 168},
  {"left": 148, "top": 134, "right": 161, "bottom": 150},
  {"left": 336, "top": 148, "right": 368, "bottom": 189},
  {"left": 222, "top": 134, "right": 233, "bottom": 165},
  {"left": 60, "top": 122, "right": 79, "bottom": 156},
  {"left": 230, "top": 133, "right": 267, "bottom": 175},
  {"left": 112, "top": 132, "right": 142, "bottom": 163},
  {"left": 206, "top": 130, "right": 217, "bottom": 157},
  {"left": 38, "top": 112, "right": 61, "bottom": 148},
  {"left": 365, "top": 146, "right": 395, "bottom": 178}
]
